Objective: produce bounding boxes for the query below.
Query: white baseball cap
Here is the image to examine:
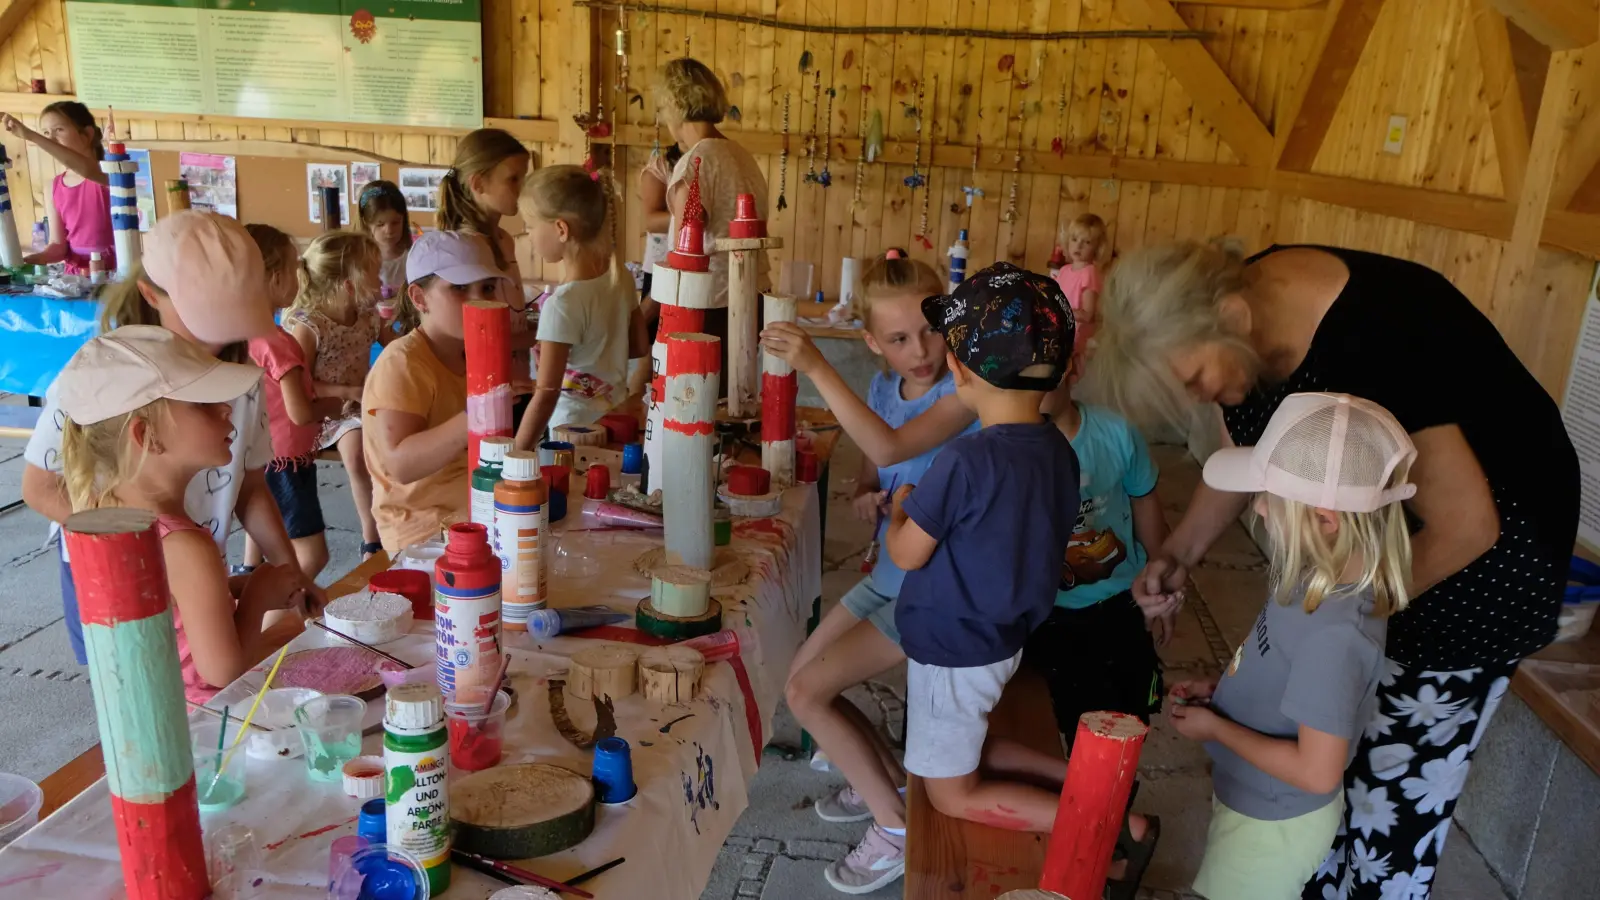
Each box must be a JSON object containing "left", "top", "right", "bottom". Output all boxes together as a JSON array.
[
  {"left": 1203, "top": 392, "right": 1417, "bottom": 514},
  {"left": 58, "top": 326, "right": 262, "bottom": 425}
]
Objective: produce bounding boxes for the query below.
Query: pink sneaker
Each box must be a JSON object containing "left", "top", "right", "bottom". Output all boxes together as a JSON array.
[
  {"left": 814, "top": 785, "right": 873, "bottom": 823},
  {"left": 823, "top": 823, "right": 905, "bottom": 894}
]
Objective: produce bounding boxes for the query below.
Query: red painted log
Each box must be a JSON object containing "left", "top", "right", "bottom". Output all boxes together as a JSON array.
[
  {"left": 464, "top": 300, "right": 513, "bottom": 471},
  {"left": 1038, "top": 711, "right": 1148, "bottom": 899}
]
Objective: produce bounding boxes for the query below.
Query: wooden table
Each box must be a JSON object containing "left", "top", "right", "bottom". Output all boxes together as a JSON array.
[{"left": 1512, "top": 624, "right": 1600, "bottom": 776}]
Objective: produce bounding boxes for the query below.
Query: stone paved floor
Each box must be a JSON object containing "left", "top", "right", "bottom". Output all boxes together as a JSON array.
[{"left": 0, "top": 425, "right": 1510, "bottom": 899}]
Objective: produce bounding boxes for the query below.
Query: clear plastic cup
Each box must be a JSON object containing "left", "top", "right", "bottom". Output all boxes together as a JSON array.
[
  {"left": 295, "top": 695, "right": 367, "bottom": 782},
  {"left": 446, "top": 690, "right": 511, "bottom": 773},
  {"left": 0, "top": 772, "right": 42, "bottom": 848},
  {"left": 191, "top": 721, "right": 249, "bottom": 813},
  {"left": 207, "top": 823, "right": 266, "bottom": 899},
  {"left": 245, "top": 687, "right": 323, "bottom": 761}
]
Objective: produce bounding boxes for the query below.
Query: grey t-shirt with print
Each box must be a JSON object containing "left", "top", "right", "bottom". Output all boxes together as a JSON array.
[{"left": 1205, "top": 583, "right": 1387, "bottom": 821}]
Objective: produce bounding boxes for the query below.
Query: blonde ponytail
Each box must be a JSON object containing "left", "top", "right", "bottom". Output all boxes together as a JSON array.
[
  {"left": 98, "top": 263, "right": 162, "bottom": 333},
  {"left": 598, "top": 170, "right": 628, "bottom": 290},
  {"left": 60, "top": 401, "right": 168, "bottom": 512},
  {"left": 291, "top": 231, "right": 381, "bottom": 320}
]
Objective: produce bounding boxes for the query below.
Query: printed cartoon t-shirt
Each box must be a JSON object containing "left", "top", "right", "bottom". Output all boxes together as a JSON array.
[{"left": 1055, "top": 402, "right": 1158, "bottom": 608}]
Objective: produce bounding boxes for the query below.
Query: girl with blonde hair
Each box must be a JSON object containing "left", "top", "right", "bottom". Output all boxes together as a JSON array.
[
  {"left": 513, "top": 165, "right": 647, "bottom": 450},
  {"left": 1095, "top": 240, "right": 1577, "bottom": 899},
  {"left": 285, "top": 230, "right": 394, "bottom": 559},
  {"left": 1169, "top": 392, "right": 1413, "bottom": 900},
  {"left": 760, "top": 249, "right": 980, "bottom": 894}
]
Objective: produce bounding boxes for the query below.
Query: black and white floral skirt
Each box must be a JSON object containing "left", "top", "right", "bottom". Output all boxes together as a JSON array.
[{"left": 1301, "top": 658, "right": 1517, "bottom": 900}]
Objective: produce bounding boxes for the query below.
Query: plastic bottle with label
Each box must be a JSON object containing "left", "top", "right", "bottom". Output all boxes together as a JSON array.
[
  {"left": 383, "top": 682, "right": 450, "bottom": 896},
  {"left": 433, "top": 523, "right": 502, "bottom": 701},
  {"left": 494, "top": 450, "right": 548, "bottom": 629},
  {"left": 471, "top": 437, "right": 514, "bottom": 530}
]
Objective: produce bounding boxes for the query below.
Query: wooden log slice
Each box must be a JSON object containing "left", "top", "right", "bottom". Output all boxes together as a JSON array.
[
  {"left": 639, "top": 645, "right": 705, "bottom": 704},
  {"left": 450, "top": 763, "right": 596, "bottom": 860},
  {"left": 566, "top": 645, "right": 639, "bottom": 701},
  {"left": 635, "top": 596, "right": 723, "bottom": 642},
  {"left": 650, "top": 564, "right": 713, "bottom": 618}
]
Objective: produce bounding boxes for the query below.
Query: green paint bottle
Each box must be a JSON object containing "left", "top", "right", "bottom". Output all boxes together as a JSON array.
[
  {"left": 471, "top": 436, "right": 514, "bottom": 531},
  {"left": 384, "top": 682, "right": 451, "bottom": 895}
]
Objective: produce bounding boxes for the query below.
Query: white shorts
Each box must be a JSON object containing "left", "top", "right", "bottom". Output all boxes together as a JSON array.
[{"left": 903, "top": 652, "right": 1022, "bottom": 779}]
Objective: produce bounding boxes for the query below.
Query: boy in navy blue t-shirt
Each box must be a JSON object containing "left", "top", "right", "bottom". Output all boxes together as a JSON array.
[{"left": 886, "top": 262, "right": 1081, "bottom": 832}]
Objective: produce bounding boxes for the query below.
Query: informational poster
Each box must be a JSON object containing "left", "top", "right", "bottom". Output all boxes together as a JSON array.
[
  {"left": 350, "top": 161, "right": 381, "bottom": 217},
  {"left": 307, "top": 163, "right": 348, "bottom": 224},
  {"left": 65, "top": 0, "right": 483, "bottom": 130},
  {"left": 126, "top": 148, "right": 156, "bottom": 232},
  {"left": 1562, "top": 264, "right": 1600, "bottom": 553},
  {"left": 398, "top": 167, "right": 448, "bottom": 213},
  {"left": 178, "top": 152, "right": 237, "bottom": 219}
]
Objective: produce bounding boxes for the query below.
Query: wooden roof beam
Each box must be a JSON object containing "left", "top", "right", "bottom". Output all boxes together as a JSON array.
[
  {"left": 1474, "top": 1, "right": 1534, "bottom": 198},
  {"left": 1274, "top": 0, "right": 1388, "bottom": 172},
  {"left": 0, "top": 0, "right": 43, "bottom": 46},
  {"left": 1489, "top": 1, "right": 1599, "bottom": 50},
  {"left": 1117, "top": 0, "right": 1275, "bottom": 166},
  {"left": 1170, "top": 1, "right": 1328, "bottom": 8}
]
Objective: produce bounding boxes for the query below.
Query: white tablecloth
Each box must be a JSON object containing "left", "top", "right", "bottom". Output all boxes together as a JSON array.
[{"left": 0, "top": 486, "right": 821, "bottom": 899}]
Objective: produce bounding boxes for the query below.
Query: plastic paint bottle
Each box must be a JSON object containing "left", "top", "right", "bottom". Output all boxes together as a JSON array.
[
  {"left": 434, "top": 523, "right": 502, "bottom": 701},
  {"left": 494, "top": 451, "right": 548, "bottom": 630},
  {"left": 471, "top": 436, "right": 514, "bottom": 530},
  {"left": 383, "top": 682, "right": 451, "bottom": 896},
  {"left": 947, "top": 229, "right": 970, "bottom": 296}
]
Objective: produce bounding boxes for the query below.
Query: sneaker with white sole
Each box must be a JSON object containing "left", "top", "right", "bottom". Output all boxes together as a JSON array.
[
  {"left": 815, "top": 784, "right": 873, "bottom": 823},
  {"left": 823, "top": 824, "right": 905, "bottom": 894}
]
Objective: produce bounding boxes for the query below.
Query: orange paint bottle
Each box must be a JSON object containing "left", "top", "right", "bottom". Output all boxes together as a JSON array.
[{"left": 493, "top": 450, "right": 548, "bottom": 630}]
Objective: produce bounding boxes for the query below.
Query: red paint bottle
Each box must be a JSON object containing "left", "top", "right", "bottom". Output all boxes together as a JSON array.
[{"left": 434, "top": 523, "right": 502, "bottom": 703}]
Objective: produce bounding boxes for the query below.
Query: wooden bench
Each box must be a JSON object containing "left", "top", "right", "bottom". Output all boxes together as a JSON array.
[
  {"left": 0, "top": 404, "right": 42, "bottom": 440},
  {"left": 904, "top": 666, "right": 1064, "bottom": 898}
]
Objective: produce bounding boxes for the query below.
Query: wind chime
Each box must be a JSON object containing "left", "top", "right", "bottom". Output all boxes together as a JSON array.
[
  {"left": 1002, "top": 102, "right": 1024, "bottom": 224},
  {"left": 777, "top": 92, "right": 791, "bottom": 211},
  {"left": 1052, "top": 77, "right": 1068, "bottom": 157},
  {"left": 818, "top": 86, "right": 836, "bottom": 188},
  {"left": 851, "top": 79, "right": 872, "bottom": 212},
  {"left": 904, "top": 78, "right": 930, "bottom": 249},
  {"left": 803, "top": 70, "right": 822, "bottom": 186},
  {"left": 960, "top": 135, "right": 983, "bottom": 222}
]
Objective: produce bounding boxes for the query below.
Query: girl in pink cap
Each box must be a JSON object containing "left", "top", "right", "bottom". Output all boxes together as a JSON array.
[
  {"left": 21, "top": 211, "right": 323, "bottom": 665},
  {"left": 2, "top": 102, "right": 113, "bottom": 276}
]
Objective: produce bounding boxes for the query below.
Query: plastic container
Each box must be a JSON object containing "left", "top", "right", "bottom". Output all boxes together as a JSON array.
[
  {"left": 369, "top": 568, "right": 433, "bottom": 622},
  {"left": 295, "top": 694, "right": 367, "bottom": 782},
  {"left": 328, "top": 841, "right": 432, "bottom": 900},
  {"left": 525, "top": 605, "right": 629, "bottom": 639},
  {"left": 1556, "top": 598, "right": 1599, "bottom": 643},
  {"left": 0, "top": 772, "right": 42, "bottom": 848},
  {"left": 434, "top": 523, "right": 503, "bottom": 701},
  {"left": 471, "top": 437, "right": 514, "bottom": 530},
  {"left": 191, "top": 720, "right": 248, "bottom": 812},
  {"left": 592, "top": 736, "right": 637, "bottom": 804},
  {"left": 358, "top": 798, "right": 387, "bottom": 844},
  {"left": 445, "top": 689, "right": 511, "bottom": 772},
  {"left": 385, "top": 683, "right": 451, "bottom": 895},
  {"left": 496, "top": 451, "right": 548, "bottom": 629},
  {"left": 245, "top": 686, "right": 323, "bottom": 760},
  {"left": 393, "top": 540, "right": 446, "bottom": 594}
]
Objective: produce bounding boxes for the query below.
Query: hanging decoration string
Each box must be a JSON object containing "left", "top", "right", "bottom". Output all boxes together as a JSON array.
[
  {"left": 776, "top": 92, "right": 791, "bottom": 211},
  {"left": 803, "top": 70, "right": 822, "bottom": 186},
  {"left": 818, "top": 84, "right": 836, "bottom": 189},
  {"left": 851, "top": 78, "right": 868, "bottom": 213},
  {"left": 570, "top": 2, "right": 1205, "bottom": 42},
  {"left": 1003, "top": 102, "right": 1024, "bottom": 224}
]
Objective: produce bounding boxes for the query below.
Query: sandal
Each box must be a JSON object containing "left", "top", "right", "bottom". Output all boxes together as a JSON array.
[
  {"left": 1103, "top": 813, "right": 1160, "bottom": 900},
  {"left": 360, "top": 541, "right": 383, "bottom": 560}
]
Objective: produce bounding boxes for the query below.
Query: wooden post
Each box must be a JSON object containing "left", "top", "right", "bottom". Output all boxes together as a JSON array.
[
  {"left": 1038, "top": 711, "right": 1148, "bottom": 900},
  {"left": 644, "top": 303, "right": 706, "bottom": 495},
  {"left": 66, "top": 508, "right": 209, "bottom": 900},
  {"left": 762, "top": 293, "right": 799, "bottom": 489},
  {"left": 464, "top": 300, "right": 513, "bottom": 472},
  {"left": 713, "top": 194, "right": 783, "bottom": 419},
  {"left": 663, "top": 332, "right": 720, "bottom": 570},
  {"left": 0, "top": 145, "right": 21, "bottom": 268},
  {"left": 100, "top": 144, "right": 141, "bottom": 278}
]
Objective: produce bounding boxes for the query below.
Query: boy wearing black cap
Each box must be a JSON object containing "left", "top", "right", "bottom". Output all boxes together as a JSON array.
[{"left": 886, "top": 262, "right": 1082, "bottom": 833}]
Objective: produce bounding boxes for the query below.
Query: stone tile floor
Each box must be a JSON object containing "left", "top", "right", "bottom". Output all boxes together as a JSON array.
[{"left": 0, "top": 432, "right": 1510, "bottom": 899}]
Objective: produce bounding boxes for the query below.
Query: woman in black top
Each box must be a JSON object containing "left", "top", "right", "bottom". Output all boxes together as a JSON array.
[{"left": 1091, "top": 242, "right": 1578, "bottom": 900}]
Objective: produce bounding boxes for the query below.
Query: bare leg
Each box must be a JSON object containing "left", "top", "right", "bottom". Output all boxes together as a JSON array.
[
  {"left": 243, "top": 534, "right": 265, "bottom": 568},
  {"left": 922, "top": 769, "right": 1060, "bottom": 833},
  {"left": 785, "top": 619, "right": 908, "bottom": 827},
  {"left": 290, "top": 533, "right": 329, "bottom": 581},
  {"left": 837, "top": 694, "right": 906, "bottom": 788},
  {"left": 983, "top": 737, "right": 1068, "bottom": 785},
  {"left": 337, "top": 430, "right": 380, "bottom": 550},
  {"left": 787, "top": 600, "right": 862, "bottom": 684}
]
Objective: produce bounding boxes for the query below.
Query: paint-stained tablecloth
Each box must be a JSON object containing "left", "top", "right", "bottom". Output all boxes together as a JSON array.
[{"left": 0, "top": 486, "right": 821, "bottom": 899}]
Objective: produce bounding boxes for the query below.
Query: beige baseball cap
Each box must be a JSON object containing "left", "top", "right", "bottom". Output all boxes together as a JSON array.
[
  {"left": 58, "top": 326, "right": 263, "bottom": 425},
  {"left": 1203, "top": 392, "right": 1417, "bottom": 514},
  {"left": 141, "top": 211, "right": 276, "bottom": 344}
]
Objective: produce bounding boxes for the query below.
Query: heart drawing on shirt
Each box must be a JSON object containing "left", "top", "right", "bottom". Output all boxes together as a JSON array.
[
  {"left": 197, "top": 518, "right": 221, "bottom": 540},
  {"left": 42, "top": 448, "right": 59, "bottom": 473},
  {"left": 52, "top": 410, "right": 65, "bottom": 431},
  {"left": 204, "top": 469, "right": 233, "bottom": 496}
]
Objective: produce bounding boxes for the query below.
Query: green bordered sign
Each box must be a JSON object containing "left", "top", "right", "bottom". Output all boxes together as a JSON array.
[{"left": 66, "top": 0, "right": 483, "bottom": 129}]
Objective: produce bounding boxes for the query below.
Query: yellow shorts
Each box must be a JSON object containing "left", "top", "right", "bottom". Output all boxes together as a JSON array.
[{"left": 1192, "top": 792, "right": 1343, "bottom": 900}]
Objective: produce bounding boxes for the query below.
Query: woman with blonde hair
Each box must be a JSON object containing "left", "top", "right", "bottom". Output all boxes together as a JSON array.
[
  {"left": 1090, "top": 240, "right": 1578, "bottom": 900},
  {"left": 657, "top": 57, "right": 769, "bottom": 381}
]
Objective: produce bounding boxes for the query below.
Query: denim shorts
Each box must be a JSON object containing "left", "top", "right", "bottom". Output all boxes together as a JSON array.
[
  {"left": 266, "top": 459, "right": 325, "bottom": 539},
  {"left": 837, "top": 577, "right": 901, "bottom": 645}
]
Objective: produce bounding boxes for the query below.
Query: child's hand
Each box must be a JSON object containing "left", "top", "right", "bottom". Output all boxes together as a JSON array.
[
  {"left": 1149, "top": 607, "right": 1179, "bottom": 647},
  {"left": 759, "top": 322, "right": 826, "bottom": 374},
  {"left": 242, "top": 563, "right": 307, "bottom": 614},
  {"left": 1169, "top": 677, "right": 1220, "bottom": 705},
  {"left": 1168, "top": 702, "right": 1222, "bottom": 742},
  {"left": 1133, "top": 554, "right": 1187, "bottom": 618},
  {"left": 852, "top": 489, "right": 888, "bottom": 525},
  {"left": 1, "top": 113, "right": 34, "bottom": 141},
  {"left": 890, "top": 484, "right": 914, "bottom": 526}
]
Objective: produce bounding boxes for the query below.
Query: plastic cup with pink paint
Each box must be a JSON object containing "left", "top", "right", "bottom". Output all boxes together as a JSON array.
[{"left": 0, "top": 772, "right": 42, "bottom": 848}]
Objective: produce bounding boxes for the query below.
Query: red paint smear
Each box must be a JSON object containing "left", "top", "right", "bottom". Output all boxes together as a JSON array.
[
  {"left": 664, "top": 419, "right": 715, "bottom": 436},
  {"left": 0, "top": 863, "right": 62, "bottom": 889},
  {"left": 265, "top": 816, "right": 359, "bottom": 851},
  {"left": 734, "top": 517, "right": 788, "bottom": 541},
  {"left": 659, "top": 305, "right": 706, "bottom": 334},
  {"left": 665, "top": 334, "right": 721, "bottom": 375},
  {"left": 69, "top": 526, "right": 170, "bottom": 625},
  {"left": 109, "top": 778, "right": 209, "bottom": 899},
  {"left": 761, "top": 372, "right": 797, "bottom": 442},
  {"left": 965, "top": 807, "right": 1035, "bottom": 831}
]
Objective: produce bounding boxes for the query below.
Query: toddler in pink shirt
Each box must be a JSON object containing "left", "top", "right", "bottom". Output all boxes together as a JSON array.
[{"left": 1053, "top": 213, "right": 1107, "bottom": 375}]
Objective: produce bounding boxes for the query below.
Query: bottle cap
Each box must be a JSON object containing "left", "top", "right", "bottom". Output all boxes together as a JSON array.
[
  {"left": 357, "top": 798, "right": 386, "bottom": 843},
  {"left": 585, "top": 465, "right": 611, "bottom": 499},
  {"left": 342, "top": 756, "right": 386, "bottom": 799},
  {"left": 526, "top": 608, "right": 562, "bottom": 639},
  {"left": 384, "top": 682, "right": 444, "bottom": 731},
  {"left": 479, "top": 437, "right": 513, "bottom": 466},
  {"left": 502, "top": 450, "right": 539, "bottom": 482},
  {"left": 959, "top": 228, "right": 969, "bottom": 240},
  {"left": 441, "top": 522, "right": 494, "bottom": 569}
]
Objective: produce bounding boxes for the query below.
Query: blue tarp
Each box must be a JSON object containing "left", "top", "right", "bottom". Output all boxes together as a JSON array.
[{"left": 0, "top": 291, "right": 100, "bottom": 397}]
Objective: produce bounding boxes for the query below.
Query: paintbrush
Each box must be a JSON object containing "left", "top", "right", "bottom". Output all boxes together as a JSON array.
[
  {"left": 187, "top": 699, "right": 271, "bottom": 732},
  {"left": 452, "top": 853, "right": 520, "bottom": 886},
  {"left": 206, "top": 643, "right": 289, "bottom": 797},
  {"left": 451, "top": 850, "right": 593, "bottom": 898},
  {"left": 308, "top": 618, "right": 416, "bottom": 670},
  {"left": 567, "top": 857, "right": 625, "bottom": 886}
]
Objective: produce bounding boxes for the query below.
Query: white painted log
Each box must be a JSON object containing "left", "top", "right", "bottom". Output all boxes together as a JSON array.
[
  {"left": 113, "top": 227, "right": 141, "bottom": 278},
  {"left": 662, "top": 333, "right": 720, "bottom": 570},
  {"left": 639, "top": 645, "right": 705, "bottom": 704},
  {"left": 725, "top": 248, "right": 760, "bottom": 418},
  {"left": 652, "top": 266, "right": 720, "bottom": 310},
  {"left": 650, "top": 565, "right": 712, "bottom": 618},
  {"left": 761, "top": 294, "right": 799, "bottom": 490},
  {"left": 567, "top": 645, "right": 640, "bottom": 701}
]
